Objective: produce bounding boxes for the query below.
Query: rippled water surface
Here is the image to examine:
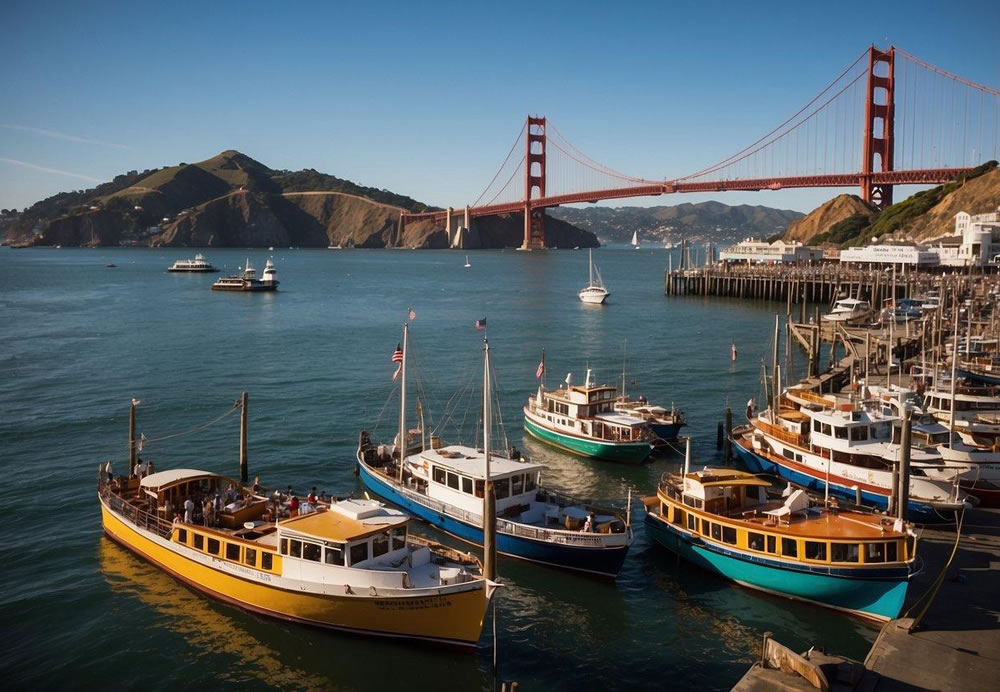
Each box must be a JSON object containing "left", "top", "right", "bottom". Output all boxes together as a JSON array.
[{"left": 0, "top": 247, "right": 877, "bottom": 690}]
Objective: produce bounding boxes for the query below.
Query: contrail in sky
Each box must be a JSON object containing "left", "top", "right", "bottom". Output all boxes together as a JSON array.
[
  {"left": 0, "top": 157, "right": 104, "bottom": 183},
  {"left": 2, "top": 124, "right": 135, "bottom": 151}
]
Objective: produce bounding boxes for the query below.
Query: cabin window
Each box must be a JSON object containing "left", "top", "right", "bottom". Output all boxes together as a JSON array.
[
  {"left": 805, "top": 541, "right": 827, "bottom": 561},
  {"left": 813, "top": 419, "right": 822, "bottom": 433},
  {"left": 748, "top": 532, "right": 765, "bottom": 551},
  {"left": 511, "top": 474, "right": 524, "bottom": 495},
  {"left": 226, "top": 543, "right": 241, "bottom": 561},
  {"left": 373, "top": 531, "right": 390, "bottom": 558},
  {"left": 494, "top": 478, "right": 510, "bottom": 500},
  {"left": 289, "top": 540, "right": 302, "bottom": 558},
  {"left": 446, "top": 472, "right": 460, "bottom": 490},
  {"left": 766, "top": 535, "right": 776, "bottom": 553},
  {"left": 475, "top": 480, "right": 484, "bottom": 498},
  {"left": 781, "top": 537, "right": 798, "bottom": 558},
  {"left": 245, "top": 548, "right": 257, "bottom": 567},
  {"left": 525, "top": 473, "right": 537, "bottom": 492},
  {"left": 834, "top": 427, "right": 848, "bottom": 440},
  {"left": 701, "top": 518, "right": 710, "bottom": 535},
  {"left": 324, "top": 544, "right": 345, "bottom": 566},
  {"left": 687, "top": 514, "right": 698, "bottom": 531},
  {"left": 710, "top": 523, "right": 722, "bottom": 541},
  {"left": 177, "top": 528, "right": 188, "bottom": 544},
  {"left": 391, "top": 526, "right": 406, "bottom": 550},
  {"left": 350, "top": 542, "right": 369, "bottom": 565},
  {"left": 831, "top": 543, "right": 860, "bottom": 563},
  {"left": 194, "top": 534, "right": 204, "bottom": 551},
  {"left": 433, "top": 466, "right": 446, "bottom": 484},
  {"left": 302, "top": 542, "right": 321, "bottom": 562},
  {"left": 722, "top": 526, "right": 737, "bottom": 545},
  {"left": 261, "top": 553, "right": 273, "bottom": 570},
  {"left": 886, "top": 541, "right": 898, "bottom": 562},
  {"left": 850, "top": 427, "right": 868, "bottom": 441},
  {"left": 207, "top": 538, "right": 220, "bottom": 556},
  {"left": 683, "top": 495, "right": 696, "bottom": 508},
  {"left": 462, "top": 477, "right": 473, "bottom": 494},
  {"left": 782, "top": 448, "right": 795, "bottom": 460},
  {"left": 821, "top": 423, "right": 832, "bottom": 436},
  {"left": 865, "top": 542, "right": 886, "bottom": 562}
]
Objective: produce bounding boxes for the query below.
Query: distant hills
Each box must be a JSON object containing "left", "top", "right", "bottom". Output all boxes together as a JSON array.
[
  {"left": 548, "top": 202, "right": 804, "bottom": 246},
  {"left": 782, "top": 161, "right": 1000, "bottom": 247},
  {"left": 0, "top": 151, "right": 597, "bottom": 249}
]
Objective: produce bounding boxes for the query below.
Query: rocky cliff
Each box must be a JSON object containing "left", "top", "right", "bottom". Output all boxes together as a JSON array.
[{"left": 783, "top": 194, "right": 877, "bottom": 243}]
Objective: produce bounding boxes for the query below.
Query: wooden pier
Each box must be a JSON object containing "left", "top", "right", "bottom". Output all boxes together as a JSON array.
[{"left": 664, "top": 264, "right": 990, "bottom": 307}]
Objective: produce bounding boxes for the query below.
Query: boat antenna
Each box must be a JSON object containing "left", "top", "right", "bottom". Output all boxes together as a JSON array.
[
  {"left": 621, "top": 339, "right": 627, "bottom": 399},
  {"left": 398, "top": 321, "right": 408, "bottom": 483}
]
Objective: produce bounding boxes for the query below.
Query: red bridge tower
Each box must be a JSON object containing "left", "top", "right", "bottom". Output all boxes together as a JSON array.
[
  {"left": 861, "top": 46, "right": 895, "bottom": 208},
  {"left": 522, "top": 116, "right": 547, "bottom": 249}
]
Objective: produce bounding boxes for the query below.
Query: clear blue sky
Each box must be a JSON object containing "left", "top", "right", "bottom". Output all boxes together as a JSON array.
[{"left": 1, "top": 0, "right": 997, "bottom": 213}]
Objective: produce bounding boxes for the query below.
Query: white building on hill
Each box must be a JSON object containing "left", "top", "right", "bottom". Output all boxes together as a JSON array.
[
  {"left": 931, "top": 205, "right": 1000, "bottom": 267},
  {"left": 718, "top": 238, "right": 822, "bottom": 264}
]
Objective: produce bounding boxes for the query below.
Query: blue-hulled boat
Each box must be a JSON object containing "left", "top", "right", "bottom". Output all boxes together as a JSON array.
[
  {"left": 356, "top": 326, "right": 633, "bottom": 578},
  {"left": 643, "top": 466, "right": 918, "bottom": 622}
]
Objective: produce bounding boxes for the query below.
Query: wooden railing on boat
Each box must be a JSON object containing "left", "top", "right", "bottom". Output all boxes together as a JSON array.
[
  {"left": 754, "top": 420, "right": 807, "bottom": 447},
  {"left": 100, "top": 482, "right": 175, "bottom": 539}
]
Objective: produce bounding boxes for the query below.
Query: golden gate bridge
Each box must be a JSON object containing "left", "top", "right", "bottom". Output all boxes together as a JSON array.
[{"left": 400, "top": 45, "right": 1000, "bottom": 249}]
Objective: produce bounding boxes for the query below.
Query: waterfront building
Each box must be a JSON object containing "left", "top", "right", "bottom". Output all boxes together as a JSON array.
[
  {"left": 929, "top": 205, "right": 1000, "bottom": 267},
  {"left": 718, "top": 238, "right": 822, "bottom": 264},
  {"left": 839, "top": 243, "right": 940, "bottom": 268}
]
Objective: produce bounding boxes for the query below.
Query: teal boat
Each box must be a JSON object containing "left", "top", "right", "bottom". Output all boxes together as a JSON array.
[
  {"left": 523, "top": 368, "right": 653, "bottom": 463},
  {"left": 643, "top": 465, "right": 918, "bottom": 622}
]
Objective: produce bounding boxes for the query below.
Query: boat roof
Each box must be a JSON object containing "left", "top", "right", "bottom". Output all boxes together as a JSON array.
[
  {"left": 280, "top": 499, "right": 407, "bottom": 543},
  {"left": 413, "top": 444, "right": 543, "bottom": 478},
  {"left": 834, "top": 298, "right": 869, "bottom": 306},
  {"left": 687, "top": 468, "right": 771, "bottom": 489},
  {"left": 594, "top": 411, "right": 646, "bottom": 426},
  {"left": 140, "top": 468, "right": 220, "bottom": 490}
]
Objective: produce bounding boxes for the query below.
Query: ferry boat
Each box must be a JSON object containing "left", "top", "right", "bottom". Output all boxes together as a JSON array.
[
  {"left": 613, "top": 398, "right": 685, "bottom": 443},
  {"left": 578, "top": 249, "right": 609, "bottom": 304},
  {"left": 523, "top": 369, "right": 654, "bottom": 463},
  {"left": 167, "top": 253, "right": 218, "bottom": 272},
  {"left": 922, "top": 384, "right": 1000, "bottom": 445},
  {"left": 99, "top": 466, "right": 492, "bottom": 646},
  {"left": 733, "top": 395, "right": 968, "bottom": 523},
  {"left": 211, "top": 258, "right": 279, "bottom": 292},
  {"left": 643, "top": 466, "right": 918, "bottom": 622},
  {"left": 356, "top": 327, "right": 634, "bottom": 578},
  {"left": 822, "top": 298, "right": 872, "bottom": 324}
]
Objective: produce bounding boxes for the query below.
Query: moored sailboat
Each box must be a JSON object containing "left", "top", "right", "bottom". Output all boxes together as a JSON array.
[{"left": 578, "top": 249, "right": 609, "bottom": 304}]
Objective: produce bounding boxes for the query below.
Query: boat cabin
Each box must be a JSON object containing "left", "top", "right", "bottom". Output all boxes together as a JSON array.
[
  {"left": 410, "top": 444, "right": 543, "bottom": 517},
  {"left": 532, "top": 370, "right": 649, "bottom": 442}
]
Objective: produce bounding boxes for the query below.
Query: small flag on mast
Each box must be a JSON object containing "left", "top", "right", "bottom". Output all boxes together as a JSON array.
[
  {"left": 731, "top": 342, "right": 738, "bottom": 362},
  {"left": 391, "top": 344, "right": 403, "bottom": 381},
  {"left": 475, "top": 318, "right": 487, "bottom": 330},
  {"left": 535, "top": 360, "right": 544, "bottom": 379},
  {"left": 407, "top": 308, "right": 416, "bottom": 321}
]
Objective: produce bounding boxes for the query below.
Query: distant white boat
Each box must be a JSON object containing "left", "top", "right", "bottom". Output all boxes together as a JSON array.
[
  {"left": 268, "top": 246, "right": 274, "bottom": 251},
  {"left": 464, "top": 255, "right": 471, "bottom": 268},
  {"left": 328, "top": 245, "right": 343, "bottom": 249},
  {"left": 631, "top": 231, "right": 639, "bottom": 249},
  {"left": 578, "top": 249, "right": 609, "bottom": 304}
]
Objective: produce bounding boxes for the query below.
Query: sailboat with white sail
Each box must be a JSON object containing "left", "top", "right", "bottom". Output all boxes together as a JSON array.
[
  {"left": 578, "top": 249, "right": 609, "bottom": 304},
  {"left": 631, "top": 231, "right": 640, "bottom": 249},
  {"left": 464, "top": 255, "right": 471, "bottom": 268}
]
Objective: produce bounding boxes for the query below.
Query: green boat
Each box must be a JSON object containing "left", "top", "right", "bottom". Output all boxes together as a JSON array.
[{"left": 523, "top": 369, "right": 653, "bottom": 463}]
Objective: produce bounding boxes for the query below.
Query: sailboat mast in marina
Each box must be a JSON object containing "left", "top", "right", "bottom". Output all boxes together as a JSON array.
[
  {"left": 578, "top": 249, "right": 609, "bottom": 304},
  {"left": 398, "top": 323, "right": 408, "bottom": 482}
]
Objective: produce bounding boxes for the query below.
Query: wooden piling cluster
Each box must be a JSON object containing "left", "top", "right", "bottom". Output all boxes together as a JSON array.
[{"left": 664, "top": 264, "right": 991, "bottom": 306}]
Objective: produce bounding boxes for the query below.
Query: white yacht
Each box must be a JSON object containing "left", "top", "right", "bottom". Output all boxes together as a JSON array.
[
  {"left": 211, "top": 257, "right": 279, "bottom": 292},
  {"left": 822, "top": 298, "right": 872, "bottom": 323},
  {"left": 167, "top": 253, "right": 218, "bottom": 273},
  {"left": 578, "top": 249, "right": 609, "bottom": 304}
]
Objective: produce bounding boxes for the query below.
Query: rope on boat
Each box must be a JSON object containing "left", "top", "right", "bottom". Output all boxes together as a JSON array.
[
  {"left": 901, "top": 507, "right": 965, "bottom": 629},
  {"left": 135, "top": 400, "right": 242, "bottom": 448}
]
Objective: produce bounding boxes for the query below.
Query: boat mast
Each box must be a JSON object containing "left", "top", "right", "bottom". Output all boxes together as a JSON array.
[
  {"left": 771, "top": 316, "right": 780, "bottom": 419},
  {"left": 949, "top": 299, "right": 959, "bottom": 451},
  {"left": 621, "top": 339, "right": 627, "bottom": 400},
  {"left": 482, "top": 337, "right": 497, "bottom": 581},
  {"left": 483, "top": 338, "right": 491, "bottom": 479},
  {"left": 398, "top": 322, "right": 408, "bottom": 483},
  {"left": 588, "top": 249, "right": 594, "bottom": 286}
]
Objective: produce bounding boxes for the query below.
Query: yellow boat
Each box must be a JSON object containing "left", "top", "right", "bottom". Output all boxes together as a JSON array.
[{"left": 98, "top": 466, "right": 493, "bottom": 646}]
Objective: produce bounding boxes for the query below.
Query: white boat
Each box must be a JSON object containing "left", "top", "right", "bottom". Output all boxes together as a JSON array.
[
  {"left": 578, "top": 249, "right": 609, "bottom": 304},
  {"left": 167, "top": 253, "right": 218, "bottom": 273},
  {"left": 822, "top": 298, "right": 872, "bottom": 323},
  {"left": 464, "top": 255, "right": 471, "bottom": 268},
  {"left": 211, "top": 257, "right": 279, "bottom": 292},
  {"left": 631, "top": 231, "right": 639, "bottom": 249}
]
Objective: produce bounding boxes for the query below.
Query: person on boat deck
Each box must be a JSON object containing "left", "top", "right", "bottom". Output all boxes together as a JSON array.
[
  {"left": 307, "top": 488, "right": 317, "bottom": 505},
  {"left": 164, "top": 499, "right": 173, "bottom": 520},
  {"left": 583, "top": 515, "right": 593, "bottom": 532},
  {"left": 213, "top": 492, "right": 223, "bottom": 517},
  {"left": 203, "top": 498, "right": 214, "bottom": 527},
  {"left": 224, "top": 483, "right": 237, "bottom": 504},
  {"left": 183, "top": 497, "right": 194, "bottom": 523},
  {"left": 319, "top": 490, "right": 330, "bottom": 503},
  {"left": 252, "top": 477, "right": 261, "bottom": 495},
  {"left": 146, "top": 460, "right": 154, "bottom": 476},
  {"left": 288, "top": 494, "right": 300, "bottom": 516},
  {"left": 746, "top": 398, "right": 756, "bottom": 420}
]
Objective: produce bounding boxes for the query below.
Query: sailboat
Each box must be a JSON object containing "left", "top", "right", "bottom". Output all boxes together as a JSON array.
[
  {"left": 356, "top": 325, "right": 634, "bottom": 577},
  {"left": 578, "top": 249, "right": 609, "bottom": 304},
  {"left": 464, "top": 255, "right": 471, "bottom": 268},
  {"left": 631, "top": 231, "right": 639, "bottom": 250}
]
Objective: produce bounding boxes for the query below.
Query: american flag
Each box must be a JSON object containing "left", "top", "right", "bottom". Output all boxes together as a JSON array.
[
  {"left": 392, "top": 344, "right": 403, "bottom": 381},
  {"left": 408, "top": 308, "right": 416, "bottom": 321},
  {"left": 535, "top": 360, "right": 544, "bottom": 379},
  {"left": 475, "top": 318, "right": 487, "bottom": 330}
]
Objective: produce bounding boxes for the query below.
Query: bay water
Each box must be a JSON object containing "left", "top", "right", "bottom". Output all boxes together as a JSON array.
[{"left": 0, "top": 246, "right": 876, "bottom": 690}]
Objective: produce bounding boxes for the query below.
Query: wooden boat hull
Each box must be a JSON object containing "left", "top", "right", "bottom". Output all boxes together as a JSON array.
[
  {"left": 644, "top": 510, "right": 909, "bottom": 622},
  {"left": 732, "top": 435, "right": 961, "bottom": 524},
  {"left": 357, "top": 460, "right": 630, "bottom": 578},
  {"left": 100, "top": 500, "right": 488, "bottom": 646},
  {"left": 523, "top": 415, "right": 651, "bottom": 463}
]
